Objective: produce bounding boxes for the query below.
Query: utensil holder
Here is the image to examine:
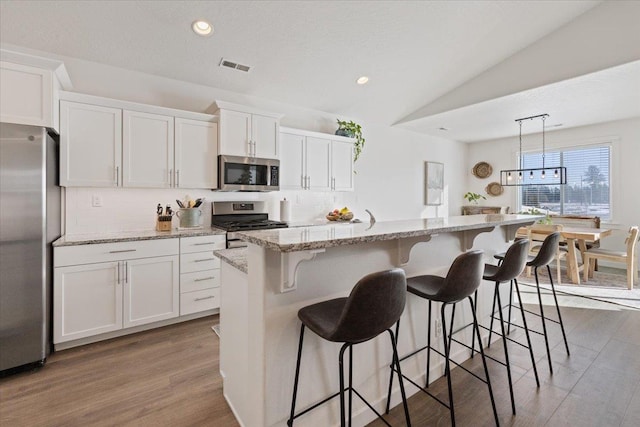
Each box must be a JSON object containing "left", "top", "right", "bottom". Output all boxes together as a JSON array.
[{"left": 176, "top": 208, "right": 202, "bottom": 228}]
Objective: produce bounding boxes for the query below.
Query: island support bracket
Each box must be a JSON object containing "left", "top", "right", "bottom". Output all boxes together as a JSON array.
[
  {"left": 396, "top": 235, "right": 434, "bottom": 266},
  {"left": 279, "top": 249, "right": 326, "bottom": 293},
  {"left": 462, "top": 227, "right": 495, "bottom": 250}
]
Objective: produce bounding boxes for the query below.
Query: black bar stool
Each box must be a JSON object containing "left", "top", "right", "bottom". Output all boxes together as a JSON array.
[
  {"left": 288, "top": 268, "right": 411, "bottom": 427},
  {"left": 494, "top": 232, "right": 570, "bottom": 373},
  {"left": 470, "top": 238, "right": 539, "bottom": 416},
  {"left": 386, "top": 250, "right": 499, "bottom": 427}
]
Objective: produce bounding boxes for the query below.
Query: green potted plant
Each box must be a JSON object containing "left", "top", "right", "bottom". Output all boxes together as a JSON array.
[
  {"left": 336, "top": 119, "right": 365, "bottom": 162},
  {"left": 463, "top": 192, "right": 486, "bottom": 205}
]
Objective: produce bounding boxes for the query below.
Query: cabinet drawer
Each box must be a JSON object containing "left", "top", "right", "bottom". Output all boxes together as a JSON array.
[
  {"left": 180, "top": 251, "right": 220, "bottom": 273},
  {"left": 181, "top": 270, "right": 220, "bottom": 293},
  {"left": 55, "top": 239, "right": 179, "bottom": 267},
  {"left": 180, "top": 288, "right": 220, "bottom": 315},
  {"left": 180, "top": 235, "right": 226, "bottom": 254}
]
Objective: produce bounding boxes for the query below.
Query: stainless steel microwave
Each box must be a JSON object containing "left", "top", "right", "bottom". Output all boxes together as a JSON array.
[{"left": 218, "top": 155, "right": 280, "bottom": 191}]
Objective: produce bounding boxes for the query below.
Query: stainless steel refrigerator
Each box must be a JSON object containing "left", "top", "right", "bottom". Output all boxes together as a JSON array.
[{"left": 0, "top": 123, "right": 60, "bottom": 374}]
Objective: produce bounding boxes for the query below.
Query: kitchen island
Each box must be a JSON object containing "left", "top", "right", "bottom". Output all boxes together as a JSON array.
[{"left": 218, "top": 214, "right": 538, "bottom": 427}]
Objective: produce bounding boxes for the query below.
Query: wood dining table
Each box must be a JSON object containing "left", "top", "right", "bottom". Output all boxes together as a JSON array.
[{"left": 516, "top": 226, "right": 613, "bottom": 284}]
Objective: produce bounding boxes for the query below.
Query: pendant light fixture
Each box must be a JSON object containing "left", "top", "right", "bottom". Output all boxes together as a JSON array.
[{"left": 500, "top": 113, "right": 567, "bottom": 186}]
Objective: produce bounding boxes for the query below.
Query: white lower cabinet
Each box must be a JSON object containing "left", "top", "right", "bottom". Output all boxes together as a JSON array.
[
  {"left": 54, "top": 262, "right": 123, "bottom": 342},
  {"left": 123, "top": 256, "right": 179, "bottom": 328},
  {"left": 54, "top": 238, "right": 180, "bottom": 344},
  {"left": 179, "top": 235, "right": 225, "bottom": 315}
]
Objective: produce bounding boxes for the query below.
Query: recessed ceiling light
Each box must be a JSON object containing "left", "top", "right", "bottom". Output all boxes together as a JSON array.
[
  {"left": 356, "top": 76, "right": 369, "bottom": 85},
  {"left": 192, "top": 20, "right": 213, "bottom": 36},
  {"left": 438, "top": 127, "right": 449, "bottom": 131}
]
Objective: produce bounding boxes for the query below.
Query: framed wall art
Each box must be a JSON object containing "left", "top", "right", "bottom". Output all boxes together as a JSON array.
[{"left": 425, "top": 161, "right": 444, "bottom": 206}]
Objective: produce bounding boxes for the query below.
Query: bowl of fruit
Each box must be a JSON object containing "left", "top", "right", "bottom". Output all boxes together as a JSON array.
[{"left": 326, "top": 207, "right": 354, "bottom": 222}]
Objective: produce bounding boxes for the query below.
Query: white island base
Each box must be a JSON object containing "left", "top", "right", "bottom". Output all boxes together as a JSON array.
[{"left": 218, "top": 215, "right": 537, "bottom": 427}]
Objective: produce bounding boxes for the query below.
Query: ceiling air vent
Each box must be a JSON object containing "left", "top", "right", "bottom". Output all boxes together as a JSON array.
[{"left": 219, "top": 58, "right": 252, "bottom": 73}]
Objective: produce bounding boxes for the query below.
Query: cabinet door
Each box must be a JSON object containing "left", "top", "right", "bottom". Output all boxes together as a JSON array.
[
  {"left": 123, "top": 256, "right": 179, "bottom": 328},
  {"left": 306, "top": 137, "right": 331, "bottom": 191},
  {"left": 218, "top": 109, "right": 251, "bottom": 157},
  {"left": 0, "top": 61, "right": 54, "bottom": 128},
  {"left": 175, "top": 118, "right": 218, "bottom": 189},
  {"left": 279, "top": 132, "right": 306, "bottom": 189},
  {"left": 252, "top": 114, "right": 279, "bottom": 159},
  {"left": 60, "top": 101, "right": 122, "bottom": 187},
  {"left": 53, "top": 262, "right": 122, "bottom": 343},
  {"left": 331, "top": 140, "right": 354, "bottom": 191},
  {"left": 122, "top": 110, "right": 174, "bottom": 188}
]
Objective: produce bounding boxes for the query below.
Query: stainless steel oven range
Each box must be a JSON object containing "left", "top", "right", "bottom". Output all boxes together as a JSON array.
[{"left": 211, "top": 201, "right": 288, "bottom": 248}]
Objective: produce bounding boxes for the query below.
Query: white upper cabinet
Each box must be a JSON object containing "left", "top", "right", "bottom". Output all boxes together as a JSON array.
[
  {"left": 175, "top": 118, "right": 218, "bottom": 189},
  {"left": 280, "top": 132, "right": 306, "bottom": 189},
  {"left": 280, "top": 127, "right": 354, "bottom": 192},
  {"left": 0, "top": 50, "right": 72, "bottom": 132},
  {"left": 306, "top": 137, "right": 331, "bottom": 191},
  {"left": 59, "top": 93, "right": 217, "bottom": 189},
  {"left": 60, "top": 101, "right": 122, "bottom": 187},
  {"left": 122, "top": 110, "right": 174, "bottom": 188},
  {"left": 213, "top": 101, "right": 281, "bottom": 159},
  {"left": 331, "top": 139, "right": 354, "bottom": 191},
  {"left": 251, "top": 113, "right": 279, "bottom": 159}
]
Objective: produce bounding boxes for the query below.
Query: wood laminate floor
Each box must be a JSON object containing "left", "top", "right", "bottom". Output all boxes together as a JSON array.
[{"left": 1, "top": 300, "right": 639, "bottom": 426}]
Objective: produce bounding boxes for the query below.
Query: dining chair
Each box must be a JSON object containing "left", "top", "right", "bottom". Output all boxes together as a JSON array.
[{"left": 583, "top": 226, "right": 639, "bottom": 289}]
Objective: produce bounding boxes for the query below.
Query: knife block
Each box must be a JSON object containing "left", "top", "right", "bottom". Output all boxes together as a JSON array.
[{"left": 156, "top": 215, "right": 173, "bottom": 231}]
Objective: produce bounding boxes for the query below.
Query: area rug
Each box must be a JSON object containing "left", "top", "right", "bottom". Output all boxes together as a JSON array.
[{"left": 516, "top": 266, "right": 640, "bottom": 310}]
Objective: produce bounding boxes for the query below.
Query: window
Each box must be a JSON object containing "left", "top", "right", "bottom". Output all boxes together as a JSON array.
[{"left": 519, "top": 145, "right": 611, "bottom": 220}]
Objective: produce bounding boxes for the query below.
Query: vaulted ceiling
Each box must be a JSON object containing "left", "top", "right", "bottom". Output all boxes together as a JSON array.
[{"left": 1, "top": 1, "right": 638, "bottom": 141}]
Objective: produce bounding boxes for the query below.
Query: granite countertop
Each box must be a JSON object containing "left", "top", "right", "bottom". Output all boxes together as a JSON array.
[
  {"left": 236, "top": 214, "right": 540, "bottom": 253},
  {"left": 213, "top": 247, "right": 247, "bottom": 274},
  {"left": 53, "top": 227, "right": 227, "bottom": 247}
]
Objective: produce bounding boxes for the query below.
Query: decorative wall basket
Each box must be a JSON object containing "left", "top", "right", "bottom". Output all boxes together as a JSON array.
[
  {"left": 472, "top": 161, "right": 492, "bottom": 178},
  {"left": 485, "top": 182, "right": 504, "bottom": 196}
]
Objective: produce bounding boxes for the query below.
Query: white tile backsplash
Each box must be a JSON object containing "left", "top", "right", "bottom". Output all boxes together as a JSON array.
[{"left": 63, "top": 187, "right": 356, "bottom": 235}]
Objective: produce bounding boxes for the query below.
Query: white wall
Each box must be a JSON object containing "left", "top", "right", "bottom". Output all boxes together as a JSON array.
[
  {"left": 57, "top": 55, "right": 465, "bottom": 234},
  {"left": 466, "top": 117, "right": 640, "bottom": 254}
]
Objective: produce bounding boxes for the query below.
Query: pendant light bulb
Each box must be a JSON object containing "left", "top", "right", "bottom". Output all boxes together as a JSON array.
[
  {"left": 507, "top": 172, "right": 512, "bottom": 181},
  {"left": 518, "top": 171, "right": 523, "bottom": 180},
  {"left": 554, "top": 169, "right": 559, "bottom": 178},
  {"left": 529, "top": 170, "right": 534, "bottom": 179},
  {"left": 541, "top": 170, "right": 546, "bottom": 179}
]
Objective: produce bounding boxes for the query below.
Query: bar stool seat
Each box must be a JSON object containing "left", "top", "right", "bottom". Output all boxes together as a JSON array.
[{"left": 288, "top": 269, "right": 412, "bottom": 427}]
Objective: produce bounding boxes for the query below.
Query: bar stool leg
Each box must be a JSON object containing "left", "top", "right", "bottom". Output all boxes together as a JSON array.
[
  {"left": 348, "top": 345, "right": 353, "bottom": 427},
  {"left": 487, "top": 286, "right": 498, "bottom": 349},
  {"left": 469, "top": 296, "right": 500, "bottom": 427},
  {"left": 513, "top": 279, "right": 540, "bottom": 387},
  {"left": 426, "top": 300, "right": 432, "bottom": 387},
  {"left": 495, "top": 287, "right": 516, "bottom": 415},
  {"left": 534, "top": 266, "right": 553, "bottom": 373},
  {"left": 388, "top": 329, "right": 412, "bottom": 427},
  {"left": 441, "top": 303, "right": 456, "bottom": 426},
  {"left": 338, "top": 343, "right": 349, "bottom": 427},
  {"left": 548, "top": 264, "right": 570, "bottom": 356},
  {"left": 288, "top": 324, "right": 306, "bottom": 427},
  {"left": 507, "top": 280, "right": 514, "bottom": 335},
  {"left": 444, "top": 304, "right": 456, "bottom": 377},
  {"left": 385, "top": 320, "right": 401, "bottom": 414}
]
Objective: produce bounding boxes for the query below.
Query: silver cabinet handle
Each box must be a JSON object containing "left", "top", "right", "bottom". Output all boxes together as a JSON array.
[
  {"left": 169, "top": 169, "right": 173, "bottom": 187},
  {"left": 124, "top": 261, "right": 128, "bottom": 283},
  {"left": 176, "top": 169, "right": 180, "bottom": 187},
  {"left": 195, "top": 295, "right": 215, "bottom": 301},
  {"left": 193, "top": 242, "right": 214, "bottom": 246},
  {"left": 194, "top": 276, "right": 215, "bottom": 282},
  {"left": 307, "top": 176, "right": 311, "bottom": 189},
  {"left": 116, "top": 262, "right": 120, "bottom": 285},
  {"left": 301, "top": 175, "right": 305, "bottom": 189},
  {"left": 247, "top": 139, "right": 252, "bottom": 156},
  {"left": 194, "top": 258, "right": 215, "bottom": 262},
  {"left": 115, "top": 166, "right": 120, "bottom": 186},
  {"left": 332, "top": 177, "right": 336, "bottom": 190},
  {"left": 109, "top": 249, "right": 137, "bottom": 253}
]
